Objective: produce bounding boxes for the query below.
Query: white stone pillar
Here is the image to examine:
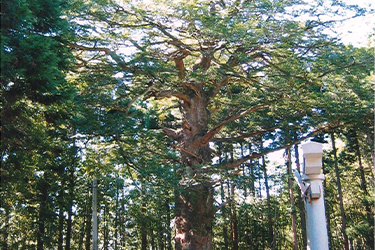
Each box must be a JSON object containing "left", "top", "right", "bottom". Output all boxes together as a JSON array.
[{"left": 301, "top": 142, "right": 329, "bottom": 250}]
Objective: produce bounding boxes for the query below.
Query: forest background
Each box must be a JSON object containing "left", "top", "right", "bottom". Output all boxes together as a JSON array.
[{"left": 1, "top": 0, "right": 374, "bottom": 249}]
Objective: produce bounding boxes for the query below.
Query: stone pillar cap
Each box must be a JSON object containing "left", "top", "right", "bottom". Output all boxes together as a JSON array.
[{"left": 301, "top": 141, "right": 323, "bottom": 155}]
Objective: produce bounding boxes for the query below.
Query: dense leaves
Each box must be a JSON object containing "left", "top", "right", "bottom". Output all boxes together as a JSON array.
[{"left": 1, "top": 0, "right": 374, "bottom": 249}]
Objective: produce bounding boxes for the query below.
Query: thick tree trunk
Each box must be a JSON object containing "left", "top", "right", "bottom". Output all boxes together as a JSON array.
[
  {"left": 330, "top": 132, "right": 349, "bottom": 250},
  {"left": 172, "top": 87, "right": 215, "bottom": 250},
  {"left": 175, "top": 183, "right": 214, "bottom": 250}
]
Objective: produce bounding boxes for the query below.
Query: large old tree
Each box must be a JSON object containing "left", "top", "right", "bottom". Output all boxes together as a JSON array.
[{"left": 68, "top": 0, "right": 373, "bottom": 249}]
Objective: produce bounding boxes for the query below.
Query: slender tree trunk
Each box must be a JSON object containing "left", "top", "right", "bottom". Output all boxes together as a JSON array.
[
  {"left": 240, "top": 143, "right": 248, "bottom": 198},
  {"left": 37, "top": 179, "right": 48, "bottom": 250},
  {"left": 2, "top": 206, "right": 10, "bottom": 250},
  {"left": 286, "top": 147, "right": 299, "bottom": 250},
  {"left": 159, "top": 206, "right": 165, "bottom": 250},
  {"left": 151, "top": 228, "right": 156, "bottom": 250},
  {"left": 166, "top": 200, "right": 173, "bottom": 250},
  {"left": 248, "top": 143, "right": 256, "bottom": 197},
  {"left": 115, "top": 179, "right": 120, "bottom": 250},
  {"left": 66, "top": 166, "right": 74, "bottom": 250},
  {"left": 220, "top": 182, "right": 229, "bottom": 250},
  {"left": 85, "top": 187, "right": 92, "bottom": 250},
  {"left": 230, "top": 182, "right": 238, "bottom": 250},
  {"left": 58, "top": 183, "right": 65, "bottom": 250},
  {"left": 271, "top": 206, "right": 279, "bottom": 250},
  {"left": 121, "top": 188, "right": 127, "bottom": 248},
  {"left": 104, "top": 204, "right": 109, "bottom": 250},
  {"left": 262, "top": 154, "right": 274, "bottom": 247},
  {"left": 257, "top": 159, "right": 262, "bottom": 198},
  {"left": 92, "top": 178, "right": 98, "bottom": 250},
  {"left": 352, "top": 132, "right": 374, "bottom": 250},
  {"left": 78, "top": 189, "right": 89, "bottom": 250},
  {"left": 141, "top": 203, "right": 148, "bottom": 250},
  {"left": 244, "top": 212, "right": 251, "bottom": 249},
  {"left": 78, "top": 217, "right": 85, "bottom": 250},
  {"left": 322, "top": 159, "right": 332, "bottom": 249},
  {"left": 218, "top": 143, "right": 229, "bottom": 250},
  {"left": 250, "top": 159, "right": 255, "bottom": 196},
  {"left": 366, "top": 133, "right": 374, "bottom": 172},
  {"left": 294, "top": 144, "right": 307, "bottom": 249},
  {"left": 330, "top": 132, "right": 349, "bottom": 250}
]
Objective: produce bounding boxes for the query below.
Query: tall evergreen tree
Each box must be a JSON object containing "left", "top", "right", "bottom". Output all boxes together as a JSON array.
[
  {"left": 66, "top": 0, "right": 373, "bottom": 248},
  {"left": 0, "top": 0, "right": 84, "bottom": 249}
]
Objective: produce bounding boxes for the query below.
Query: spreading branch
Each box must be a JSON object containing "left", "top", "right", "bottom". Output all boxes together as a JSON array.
[
  {"left": 68, "top": 44, "right": 128, "bottom": 67},
  {"left": 212, "top": 127, "right": 279, "bottom": 143},
  {"left": 202, "top": 103, "right": 271, "bottom": 144}
]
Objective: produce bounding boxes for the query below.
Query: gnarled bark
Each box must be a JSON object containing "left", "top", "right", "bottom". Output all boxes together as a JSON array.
[
  {"left": 175, "top": 183, "right": 214, "bottom": 250},
  {"left": 173, "top": 86, "right": 214, "bottom": 249}
]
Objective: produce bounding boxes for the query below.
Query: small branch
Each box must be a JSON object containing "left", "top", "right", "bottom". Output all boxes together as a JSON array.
[
  {"left": 209, "top": 76, "right": 231, "bottom": 98},
  {"left": 169, "top": 49, "right": 190, "bottom": 80},
  {"left": 163, "top": 127, "right": 182, "bottom": 141},
  {"left": 192, "top": 53, "right": 212, "bottom": 71},
  {"left": 212, "top": 127, "right": 278, "bottom": 143},
  {"left": 68, "top": 44, "right": 111, "bottom": 54},
  {"left": 144, "top": 18, "right": 194, "bottom": 51},
  {"left": 202, "top": 103, "right": 271, "bottom": 144},
  {"left": 174, "top": 145, "right": 203, "bottom": 163},
  {"left": 214, "top": 200, "right": 233, "bottom": 214}
]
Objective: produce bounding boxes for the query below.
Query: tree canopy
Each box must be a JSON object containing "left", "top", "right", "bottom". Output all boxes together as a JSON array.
[{"left": 1, "top": 0, "right": 374, "bottom": 249}]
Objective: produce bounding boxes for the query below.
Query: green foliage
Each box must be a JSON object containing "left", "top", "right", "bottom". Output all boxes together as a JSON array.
[{"left": 1, "top": 0, "right": 374, "bottom": 249}]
